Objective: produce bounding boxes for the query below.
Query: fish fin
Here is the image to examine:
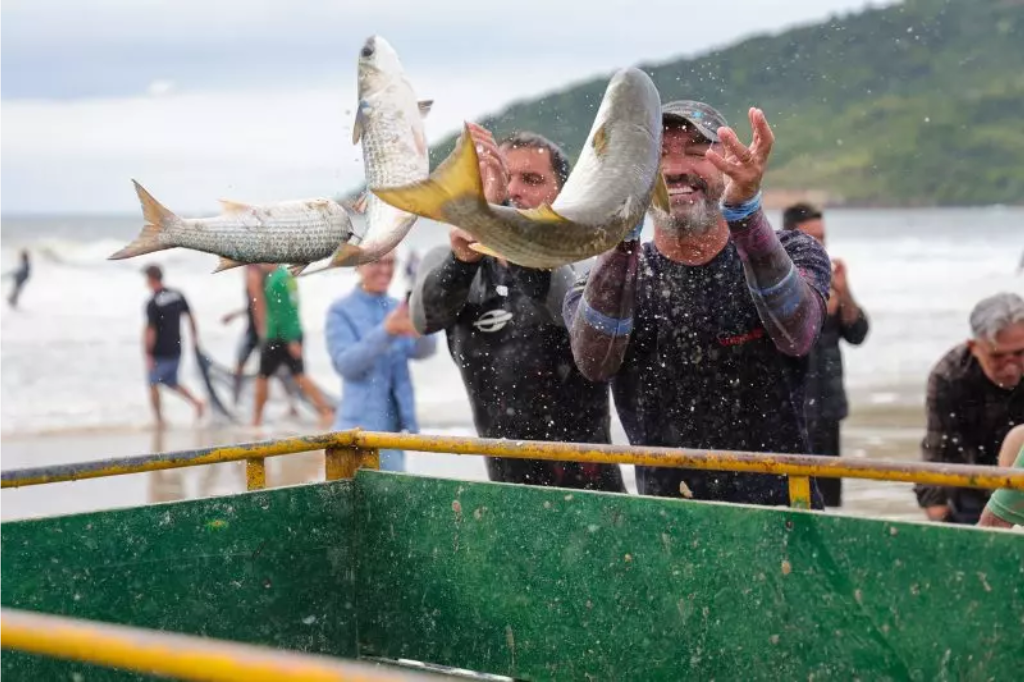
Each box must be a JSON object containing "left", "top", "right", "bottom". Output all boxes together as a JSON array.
[
  {"left": 329, "top": 243, "right": 364, "bottom": 267},
  {"left": 591, "top": 122, "right": 609, "bottom": 157},
  {"left": 212, "top": 257, "right": 246, "bottom": 273},
  {"left": 352, "top": 106, "right": 367, "bottom": 144},
  {"left": 301, "top": 243, "right": 365, "bottom": 275},
  {"left": 653, "top": 173, "right": 671, "bottom": 214},
  {"left": 517, "top": 203, "right": 569, "bottom": 223},
  {"left": 218, "top": 198, "right": 253, "bottom": 214},
  {"left": 342, "top": 191, "right": 368, "bottom": 215},
  {"left": 372, "top": 124, "right": 483, "bottom": 221},
  {"left": 418, "top": 100, "right": 434, "bottom": 117},
  {"left": 108, "top": 180, "right": 178, "bottom": 260},
  {"left": 468, "top": 242, "right": 504, "bottom": 259},
  {"left": 287, "top": 263, "right": 309, "bottom": 277}
]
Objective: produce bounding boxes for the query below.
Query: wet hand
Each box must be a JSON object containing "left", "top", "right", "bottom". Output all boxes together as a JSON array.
[
  {"left": 831, "top": 258, "right": 849, "bottom": 297},
  {"left": 705, "top": 107, "right": 774, "bottom": 205},
  {"left": 467, "top": 122, "right": 509, "bottom": 205},
  {"left": 450, "top": 227, "right": 485, "bottom": 264},
  {"left": 384, "top": 303, "right": 419, "bottom": 337}
]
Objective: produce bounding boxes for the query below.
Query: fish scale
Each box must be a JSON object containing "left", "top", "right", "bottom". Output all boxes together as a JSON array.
[
  {"left": 333, "top": 35, "right": 429, "bottom": 266},
  {"left": 109, "top": 185, "right": 354, "bottom": 273}
]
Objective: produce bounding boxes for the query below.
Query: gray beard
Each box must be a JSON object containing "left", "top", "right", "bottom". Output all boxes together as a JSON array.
[{"left": 657, "top": 197, "right": 719, "bottom": 237}]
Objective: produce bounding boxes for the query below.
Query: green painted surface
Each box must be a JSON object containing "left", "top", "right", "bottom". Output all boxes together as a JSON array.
[
  {"left": 1, "top": 481, "right": 357, "bottom": 680},
  {"left": 355, "top": 472, "right": 1024, "bottom": 681}
]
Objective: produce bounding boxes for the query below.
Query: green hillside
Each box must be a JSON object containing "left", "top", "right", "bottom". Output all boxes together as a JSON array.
[{"left": 429, "top": 0, "right": 1024, "bottom": 206}]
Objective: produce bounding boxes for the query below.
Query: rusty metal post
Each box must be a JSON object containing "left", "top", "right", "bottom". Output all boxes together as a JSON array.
[
  {"left": 788, "top": 475, "right": 812, "bottom": 509},
  {"left": 245, "top": 458, "right": 267, "bottom": 490},
  {"left": 325, "top": 446, "right": 380, "bottom": 481}
]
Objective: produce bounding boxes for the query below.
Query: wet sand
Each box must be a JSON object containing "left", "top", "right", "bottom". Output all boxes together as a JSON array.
[{"left": 1, "top": 398, "right": 929, "bottom": 523}]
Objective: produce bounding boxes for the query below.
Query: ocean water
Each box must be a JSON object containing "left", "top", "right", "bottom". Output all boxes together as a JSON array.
[{"left": 1, "top": 208, "right": 1020, "bottom": 437}]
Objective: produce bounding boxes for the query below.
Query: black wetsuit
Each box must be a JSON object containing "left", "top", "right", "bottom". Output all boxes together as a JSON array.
[{"left": 412, "top": 248, "right": 624, "bottom": 492}]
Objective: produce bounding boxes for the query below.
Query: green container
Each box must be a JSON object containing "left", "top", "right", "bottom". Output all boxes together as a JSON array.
[{"left": 3, "top": 471, "right": 1022, "bottom": 680}]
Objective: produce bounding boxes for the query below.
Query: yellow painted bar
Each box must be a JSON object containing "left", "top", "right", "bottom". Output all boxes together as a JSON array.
[
  {"left": 0, "top": 608, "right": 438, "bottom": 682},
  {"left": 325, "top": 446, "right": 382, "bottom": 481},
  {"left": 1, "top": 432, "right": 358, "bottom": 489},
  {"left": 788, "top": 476, "right": 812, "bottom": 509},
  {"left": 3, "top": 429, "right": 1023, "bottom": 493},
  {"left": 246, "top": 458, "right": 267, "bottom": 491},
  {"left": 353, "top": 432, "right": 1024, "bottom": 492}
]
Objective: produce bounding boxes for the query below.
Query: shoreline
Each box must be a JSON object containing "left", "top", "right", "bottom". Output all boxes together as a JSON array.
[{"left": 1, "top": 397, "right": 928, "bottom": 524}]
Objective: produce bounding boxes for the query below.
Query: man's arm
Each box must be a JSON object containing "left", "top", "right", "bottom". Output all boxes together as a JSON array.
[
  {"left": 914, "top": 371, "right": 964, "bottom": 520},
  {"left": 409, "top": 245, "right": 480, "bottom": 335},
  {"left": 729, "top": 210, "right": 828, "bottom": 357},
  {"left": 325, "top": 304, "right": 393, "bottom": 380},
  {"left": 144, "top": 303, "right": 157, "bottom": 367},
  {"left": 143, "top": 325, "right": 156, "bottom": 368},
  {"left": 247, "top": 268, "right": 268, "bottom": 338},
  {"left": 832, "top": 260, "right": 869, "bottom": 344},
  {"left": 564, "top": 240, "right": 641, "bottom": 382},
  {"left": 506, "top": 262, "right": 578, "bottom": 327}
]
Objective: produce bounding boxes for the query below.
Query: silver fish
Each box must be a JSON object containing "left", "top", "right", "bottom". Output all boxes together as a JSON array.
[
  {"left": 373, "top": 67, "right": 668, "bottom": 269},
  {"left": 328, "top": 35, "right": 431, "bottom": 267},
  {"left": 109, "top": 181, "right": 354, "bottom": 275}
]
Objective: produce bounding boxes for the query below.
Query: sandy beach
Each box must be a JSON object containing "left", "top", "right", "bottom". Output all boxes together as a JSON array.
[
  {"left": 0, "top": 399, "right": 927, "bottom": 523},
  {"left": 3, "top": 207, "right": 1019, "bottom": 524}
]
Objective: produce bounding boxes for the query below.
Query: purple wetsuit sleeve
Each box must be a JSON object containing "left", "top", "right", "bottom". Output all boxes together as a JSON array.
[
  {"left": 729, "top": 209, "right": 830, "bottom": 357},
  {"left": 563, "top": 241, "right": 641, "bottom": 382}
]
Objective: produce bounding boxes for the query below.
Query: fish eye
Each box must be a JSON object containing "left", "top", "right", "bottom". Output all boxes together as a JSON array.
[{"left": 361, "top": 44, "right": 375, "bottom": 59}]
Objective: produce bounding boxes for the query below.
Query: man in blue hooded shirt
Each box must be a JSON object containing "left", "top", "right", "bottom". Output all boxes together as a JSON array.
[{"left": 325, "top": 251, "right": 437, "bottom": 472}]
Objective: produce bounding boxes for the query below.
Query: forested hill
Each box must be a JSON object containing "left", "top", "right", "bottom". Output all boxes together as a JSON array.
[{"left": 428, "top": 0, "right": 1024, "bottom": 207}]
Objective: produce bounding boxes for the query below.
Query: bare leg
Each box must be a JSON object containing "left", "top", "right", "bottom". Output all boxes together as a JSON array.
[
  {"left": 232, "top": 364, "right": 245, "bottom": 404},
  {"left": 171, "top": 385, "right": 205, "bottom": 420},
  {"left": 294, "top": 374, "right": 334, "bottom": 429},
  {"left": 253, "top": 376, "right": 270, "bottom": 426},
  {"left": 149, "top": 385, "right": 165, "bottom": 427}
]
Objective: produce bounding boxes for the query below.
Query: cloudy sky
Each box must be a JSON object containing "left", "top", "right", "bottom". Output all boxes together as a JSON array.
[{"left": 2, "top": 0, "right": 886, "bottom": 214}]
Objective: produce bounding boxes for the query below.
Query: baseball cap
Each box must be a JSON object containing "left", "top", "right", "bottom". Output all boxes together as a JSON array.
[{"left": 661, "top": 100, "right": 728, "bottom": 143}]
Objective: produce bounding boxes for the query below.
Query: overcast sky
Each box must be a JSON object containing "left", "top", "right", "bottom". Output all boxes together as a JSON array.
[{"left": 2, "top": 0, "right": 888, "bottom": 214}]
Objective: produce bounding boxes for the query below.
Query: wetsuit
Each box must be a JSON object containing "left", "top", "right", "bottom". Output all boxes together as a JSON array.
[
  {"left": 565, "top": 209, "right": 831, "bottom": 507},
  {"left": 412, "top": 248, "right": 624, "bottom": 492}
]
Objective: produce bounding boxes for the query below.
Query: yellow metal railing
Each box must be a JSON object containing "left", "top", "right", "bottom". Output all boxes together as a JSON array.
[
  {"left": 2, "top": 429, "right": 1023, "bottom": 508},
  {"left": 0, "top": 608, "right": 440, "bottom": 681}
]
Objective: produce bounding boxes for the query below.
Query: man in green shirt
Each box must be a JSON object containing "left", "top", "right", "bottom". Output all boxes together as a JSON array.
[
  {"left": 978, "top": 424, "right": 1024, "bottom": 528},
  {"left": 253, "top": 265, "right": 333, "bottom": 428}
]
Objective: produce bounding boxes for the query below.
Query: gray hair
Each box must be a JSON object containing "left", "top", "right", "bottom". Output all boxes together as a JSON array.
[
  {"left": 970, "top": 292, "right": 1024, "bottom": 342},
  {"left": 499, "top": 132, "right": 571, "bottom": 188}
]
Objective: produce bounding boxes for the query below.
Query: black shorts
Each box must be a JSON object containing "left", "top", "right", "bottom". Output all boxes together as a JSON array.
[{"left": 259, "top": 340, "right": 304, "bottom": 378}]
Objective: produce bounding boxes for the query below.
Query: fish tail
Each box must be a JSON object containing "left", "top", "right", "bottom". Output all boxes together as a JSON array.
[
  {"left": 108, "top": 180, "right": 179, "bottom": 260},
  {"left": 372, "top": 123, "right": 483, "bottom": 222}
]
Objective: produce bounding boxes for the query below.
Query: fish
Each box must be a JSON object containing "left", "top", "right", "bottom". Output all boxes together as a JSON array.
[
  {"left": 325, "top": 35, "right": 431, "bottom": 268},
  {"left": 108, "top": 181, "right": 355, "bottom": 275},
  {"left": 371, "top": 66, "right": 668, "bottom": 269}
]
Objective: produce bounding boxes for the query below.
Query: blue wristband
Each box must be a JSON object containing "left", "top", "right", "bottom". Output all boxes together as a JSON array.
[
  {"left": 581, "top": 297, "right": 633, "bottom": 337},
  {"left": 720, "top": 191, "right": 762, "bottom": 222}
]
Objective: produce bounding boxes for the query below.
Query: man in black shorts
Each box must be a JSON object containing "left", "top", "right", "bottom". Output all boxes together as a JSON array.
[{"left": 143, "top": 265, "right": 204, "bottom": 427}]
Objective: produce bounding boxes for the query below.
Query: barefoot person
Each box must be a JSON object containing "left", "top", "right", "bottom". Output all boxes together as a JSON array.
[
  {"left": 252, "top": 264, "right": 333, "bottom": 428},
  {"left": 142, "top": 265, "right": 205, "bottom": 426}
]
